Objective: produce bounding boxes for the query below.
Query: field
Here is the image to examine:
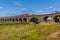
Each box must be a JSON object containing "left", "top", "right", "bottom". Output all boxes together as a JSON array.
[{"left": 0, "top": 22, "right": 60, "bottom": 40}]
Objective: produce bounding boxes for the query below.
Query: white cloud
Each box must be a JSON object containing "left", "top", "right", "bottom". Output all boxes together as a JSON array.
[
  {"left": 53, "top": 9, "right": 56, "bottom": 11},
  {"left": 49, "top": 6, "right": 53, "bottom": 8},
  {"left": 46, "top": 6, "right": 53, "bottom": 9},
  {"left": 36, "top": 10, "right": 43, "bottom": 13},
  {"left": 0, "top": 6, "right": 3, "bottom": 9},
  {"left": 21, "top": 8, "right": 26, "bottom": 11},
  {"left": 46, "top": 8, "right": 49, "bottom": 9}
]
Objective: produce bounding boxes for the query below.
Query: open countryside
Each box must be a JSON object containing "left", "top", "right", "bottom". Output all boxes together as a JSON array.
[{"left": 0, "top": 0, "right": 60, "bottom": 40}]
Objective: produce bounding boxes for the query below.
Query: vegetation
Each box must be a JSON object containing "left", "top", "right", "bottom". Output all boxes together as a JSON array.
[{"left": 0, "top": 22, "right": 60, "bottom": 40}]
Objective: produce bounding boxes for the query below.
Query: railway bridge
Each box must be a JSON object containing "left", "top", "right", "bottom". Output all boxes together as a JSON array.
[{"left": 0, "top": 11, "right": 60, "bottom": 23}]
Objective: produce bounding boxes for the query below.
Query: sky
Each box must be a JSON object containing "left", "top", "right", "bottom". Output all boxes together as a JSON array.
[{"left": 0, "top": 0, "right": 60, "bottom": 17}]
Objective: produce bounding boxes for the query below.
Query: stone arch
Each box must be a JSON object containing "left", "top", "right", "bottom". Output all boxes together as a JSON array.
[
  {"left": 19, "top": 18, "right": 22, "bottom": 22},
  {"left": 12, "top": 18, "right": 15, "bottom": 21},
  {"left": 43, "top": 16, "right": 51, "bottom": 22},
  {"left": 5, "top": 19, "right": 9, "bottom": 21},
  {"left": 7, "top": 19, "right": 9, "bottom": 21},
  {"left": 5, "top": 19, "right": 7, "bottom": 21},
  {"left": 23, "top": 18, "right": 27, "bottom": 22},
  {"left": 10, "top": 18, "right": 12, "bottom": 21},
  {"left": 15, "top": 18, "right": 18, "bottom": 21},
  {"left": 30, "top": 17, "right": 39, "bottom": 24},
  {"left": 53, "top": 15, "right": 60, "bottom": 22}
]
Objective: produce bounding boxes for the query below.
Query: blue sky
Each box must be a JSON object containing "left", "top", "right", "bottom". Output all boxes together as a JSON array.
[{"left": 0, "top": 0, "right": 60, "bottom": 17}]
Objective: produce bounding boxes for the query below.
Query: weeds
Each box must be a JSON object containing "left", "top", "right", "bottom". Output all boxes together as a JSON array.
[{"left": 0, "top": 22, "right": 60, "bottom": 40}]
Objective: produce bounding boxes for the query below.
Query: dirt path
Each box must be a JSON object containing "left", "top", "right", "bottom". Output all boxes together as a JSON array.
[{"left": 44, "top": 30, "right": 60, "bottom": 40}]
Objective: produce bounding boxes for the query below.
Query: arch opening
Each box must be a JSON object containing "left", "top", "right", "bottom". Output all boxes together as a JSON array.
[
  {"left": 12, "top": 19, "right": 15, "bottom": 21},
  {"left": 7, "top": 19, "right": 9, "bottom": 21},
  {"left": 5, "top": 19, "right": 9, "bottom": 21},
  {"left": 10, "top": 19, "right": 12, "bottom": 21},
  {"left": 15, "top": 18, "right": 18, "bottom": 21},
  {"left": 5, "top": 19, "right": 7, "bottom": 21},
  {"left": 54, "top": 15, "right": 60, "bottom": 22},
  {"left": 23, "top": 18, "right": 27, "bottom": 22},
  {"left": 30, "top": 18, "right": 39, "bottom": 24},
  {"left": 43, "top": 16, "right": 51, "bottom": 22},
  {"left": 19, "top": 18, "right": 22, "bottom": 22}
]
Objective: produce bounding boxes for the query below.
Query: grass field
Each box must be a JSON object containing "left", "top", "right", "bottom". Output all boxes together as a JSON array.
[{"left": 0, "top": 22, "right": 60, "bottom": 40}]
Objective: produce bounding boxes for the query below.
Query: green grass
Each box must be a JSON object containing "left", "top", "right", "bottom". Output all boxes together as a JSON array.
[{"left": 0, "top": 22, "right": 60, "bottom": 40}]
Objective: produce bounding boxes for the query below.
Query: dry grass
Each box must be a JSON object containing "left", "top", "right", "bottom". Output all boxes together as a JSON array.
[{"left": 0, "top": 22, "right": 60, "bottom": 40}]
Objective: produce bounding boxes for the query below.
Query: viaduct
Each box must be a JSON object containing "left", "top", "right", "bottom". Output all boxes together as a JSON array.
[{"left": 0, "top": 11, "right": 60, "bottom": 23}]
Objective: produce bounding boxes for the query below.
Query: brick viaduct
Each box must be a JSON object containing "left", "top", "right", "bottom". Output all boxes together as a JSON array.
[{"left": 0, "top": 11, "right": 60, "bottom": 23}]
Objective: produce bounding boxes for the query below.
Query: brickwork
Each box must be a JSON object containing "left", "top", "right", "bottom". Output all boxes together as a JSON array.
[{"left": 0, "top": 12, "right": 60, "bottom": 22}]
